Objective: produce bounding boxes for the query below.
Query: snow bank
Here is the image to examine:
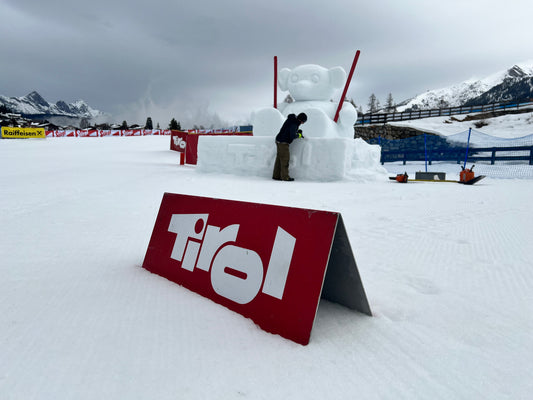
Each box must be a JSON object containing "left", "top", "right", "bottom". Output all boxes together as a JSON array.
[
  {"left": 391, "top": 112, "right": 533, "bottom": 139},
  {"left": 196, "top": 136, "right": 387, "bottom": 181},
  {"left": 2, "top": 136, "right": 533, "bottom": 399}
]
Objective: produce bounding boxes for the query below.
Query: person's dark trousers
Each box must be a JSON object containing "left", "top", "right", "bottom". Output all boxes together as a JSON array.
[{"left": 272, "top": 142, "right": 291, "bottom": 180}]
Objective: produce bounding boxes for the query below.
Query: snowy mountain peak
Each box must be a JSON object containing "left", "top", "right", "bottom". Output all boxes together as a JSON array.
[
  {"left": 396, "top": 61, "right": 533, "bottom": 112},
  {"left": 24, "top": 91, "right": 50, "bottom": 108},
  {"left": 507, "top": 65, "right": 526, "bottom": 79},
  {"left": 0, "top": 91, "right": 105, "bottom": 119}
]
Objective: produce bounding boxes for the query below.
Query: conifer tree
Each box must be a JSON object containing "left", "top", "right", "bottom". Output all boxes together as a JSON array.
[
  {"left": 0, "top": 104, "right": 13, "bottom": 113},
  {"left": 367, "top": 94, "right": 378, "bottom": 113},
  {"left": 169, "top": 118, "right": 181, "bottom": 130},
  {"left": 145, "top": 117, "right": 153, "bottom": 129},
  {"left": 385, "top": 93, "right": 395, "bottom": 113}
]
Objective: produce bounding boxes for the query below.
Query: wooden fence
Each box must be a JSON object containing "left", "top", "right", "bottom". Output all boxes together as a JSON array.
[{"left": 357, "top": 99, "right": 533, "bottom": 125}]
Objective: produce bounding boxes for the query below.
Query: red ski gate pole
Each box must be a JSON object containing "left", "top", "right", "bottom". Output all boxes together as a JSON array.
[
  {"left": 334, "top": 50, "right": 361, "bottom": 123},
  {"left": 274, "top": 56, "right": 278, "bottom": 109}
]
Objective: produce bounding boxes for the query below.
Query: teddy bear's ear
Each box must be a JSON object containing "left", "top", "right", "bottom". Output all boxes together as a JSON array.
[
  {"left": 328, "top": 67, "right": 346, "bottom": 89},
  {"left": 278, "top": 68, "right": 291, "bottom": 91}
]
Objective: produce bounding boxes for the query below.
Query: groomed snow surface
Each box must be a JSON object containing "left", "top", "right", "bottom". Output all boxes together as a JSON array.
[{"left": 1, "top": 136, "right": 533, "bottom": 399}]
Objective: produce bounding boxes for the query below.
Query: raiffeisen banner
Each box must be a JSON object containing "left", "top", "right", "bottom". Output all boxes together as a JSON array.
[{"left": 1, "top": 127, "right": 46, "bottom": 139}]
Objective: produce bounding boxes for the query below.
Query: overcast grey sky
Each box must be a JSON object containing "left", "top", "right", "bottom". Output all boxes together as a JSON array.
[{"left": 1, "top": 0, "right": 532, "bottom": 127}]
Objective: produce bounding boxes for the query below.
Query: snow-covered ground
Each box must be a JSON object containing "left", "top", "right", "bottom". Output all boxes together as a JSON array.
[
  {"left": 390, "top": 109, "right": 533, "bottom": 139},
  {"left": 1, "top": 135, "right": 533, "bottom": 399}
]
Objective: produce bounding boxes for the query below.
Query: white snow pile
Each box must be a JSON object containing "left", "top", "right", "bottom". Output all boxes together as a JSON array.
[
  {"left": 197, "top": 135, "right": 385, "bottom": 181},
  {"left": 1, "top": 135, "right": 533, "bottom": 399},
  {"left": 197, "top": 62, "right": 387, "bottom": 181}
]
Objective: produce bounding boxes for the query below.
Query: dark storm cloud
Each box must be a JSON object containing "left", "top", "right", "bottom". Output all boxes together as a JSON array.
[{"left": 1, "top": 0, "right": 532, "bottom": 127}]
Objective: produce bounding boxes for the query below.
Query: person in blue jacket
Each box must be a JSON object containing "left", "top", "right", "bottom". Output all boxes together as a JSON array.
[{"left": 272, "top": 112, "right": 307, "bottom": 181}]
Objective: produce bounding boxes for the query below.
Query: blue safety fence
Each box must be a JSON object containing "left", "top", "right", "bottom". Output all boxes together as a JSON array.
[{"left": 368, "top": 129, "right": 533, "bottom": 179}]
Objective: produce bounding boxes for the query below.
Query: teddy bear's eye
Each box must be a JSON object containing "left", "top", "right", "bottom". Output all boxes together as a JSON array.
[
  {"left": 290, "top": 74, "right": 299, "bottom": 83},
  {"left": 311, "top": 74, "right": 320, "bottom": 83}
]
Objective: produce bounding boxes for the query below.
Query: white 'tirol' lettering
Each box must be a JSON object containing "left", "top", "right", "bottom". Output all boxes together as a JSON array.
[
  {"left": 211, "top": 245, "right": 264, "bottom": 304},
  {"left": 168, "top": 214, "right": 296, "bottom": 304},
  {"left": 168, "top": 214, "right": 208, "bottom": 264},
  {"left": 173, "top": 136, "right": 186, "bottom": 149},
  {"left": 262, "top": 227, "right": 296, "bottom": 300},
  {"left": 196, "top": 225, "right": 239, "bottom": 271}
]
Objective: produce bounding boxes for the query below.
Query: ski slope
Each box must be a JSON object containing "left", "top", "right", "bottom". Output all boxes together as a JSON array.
[{"left": 1, "top": 136, "right": 532, "bottom": 399}]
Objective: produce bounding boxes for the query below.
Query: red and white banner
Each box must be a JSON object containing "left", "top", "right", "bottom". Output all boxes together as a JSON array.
[
  {"left": 142, "top": 193, "right": 371, "bottom": 345},
  {"left": 45, "top": 129, "right": 172, "bottom": 137}
]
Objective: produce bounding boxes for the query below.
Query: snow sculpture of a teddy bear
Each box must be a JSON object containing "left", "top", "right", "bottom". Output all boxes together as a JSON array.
[{"left": 252, "top": 64, "right": 357, "bottom": 138}]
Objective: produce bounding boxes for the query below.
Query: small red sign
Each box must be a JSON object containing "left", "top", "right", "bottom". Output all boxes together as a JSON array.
[
  {"left": 170, "top": 131, "right": 187, "bottom": 152},
  {"left": 170, "top": 132, "right": 252, "bottom": 164},
  {"left": 143, "top": 193, "right": 371, "bottom": 345}
]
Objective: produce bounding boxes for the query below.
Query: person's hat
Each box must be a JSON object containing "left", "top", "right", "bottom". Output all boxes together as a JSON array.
[{"left": 297, "top": 113, "right": 307, "bottom": 123}]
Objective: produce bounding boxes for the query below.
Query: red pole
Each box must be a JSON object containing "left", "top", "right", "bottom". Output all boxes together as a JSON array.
[
  {"left": 334, "top": 50, "right": 360, "bottom": 123},
  {"left": 274, "top": 56, "right": 278, "bottom": 109}
]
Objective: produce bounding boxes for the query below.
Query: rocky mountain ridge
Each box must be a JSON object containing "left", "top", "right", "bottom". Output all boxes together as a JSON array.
[
  {"left": 396, "top": 61, "right": 533, "bottom": 112},
  {"left": 0, "top": 91, "right": 105, "bottom": 119}
]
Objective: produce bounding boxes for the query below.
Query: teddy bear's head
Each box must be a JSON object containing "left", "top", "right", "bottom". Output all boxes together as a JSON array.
[{"left": 278, "top": 64, "right": 346, "bottom": 102}]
